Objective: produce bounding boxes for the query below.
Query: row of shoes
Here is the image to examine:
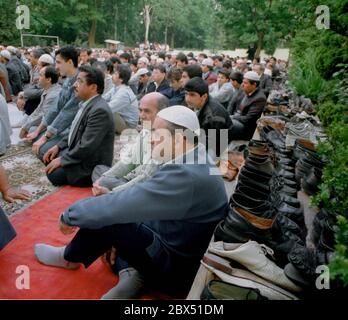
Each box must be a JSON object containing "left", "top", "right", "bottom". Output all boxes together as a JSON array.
[
  {"left": 258, "top": 117, "right": 339, "bottom": 292},
  {"left": 205, "top": 108, "right": 339, "bottom": 298},
  {"left": 215, "top": 136, "right": 306, "bottom": 264},
  {"left": 266, "top": 89, "right": 315, "bottom": 117},
  {"left": 292, "top": 138, "right": 326, "bottom": 196}
]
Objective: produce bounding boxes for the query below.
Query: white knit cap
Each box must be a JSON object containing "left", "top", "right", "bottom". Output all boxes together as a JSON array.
[
  {"left": 201, "top": 58, "right": 214, "bottom": 67},
  {"left": 244, "top": 71, "right": 260, "bottom": 82},
  {"left": 0, "top": 50, "right": 11, "bottom": 61},
  {"left": 6, "top": 46, "right": 16, "bottom": 54},
  {"left": 138, "top": 57, "right": 149, "bottom": 65},
  {"left": 38, "top": 54, "right": 54, "bottom": 65},
  {"left": 157, "top": 105, "right": 200, "bottom": 136},
  {"left": 136, "top": 68, "right": 151, "bottom": 77}
]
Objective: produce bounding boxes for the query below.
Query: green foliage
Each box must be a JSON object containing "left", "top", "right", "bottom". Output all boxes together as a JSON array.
[
  {"left": 0, "top": 0, "right": 216, "bottom": 49},
  {"left": 289, "top": 50, "right": 326, "bottom": 102},
  {"left": 291, "top": 27, "right": 348, "bottom": 80},
  {"left": 311, "top": 64, "right": 348, "bottom": 286},
  {"left": 290, "top": 0, "right": 348, "bottom": 286},
  {"left": 0, "top": 0, "right": 20, "bottom": 45},
  {"left": 215, "top": 0, "right": 300, "bottom": 54},
  {"left": 330, "top": 216, "right": 348, "bottom": 284}
]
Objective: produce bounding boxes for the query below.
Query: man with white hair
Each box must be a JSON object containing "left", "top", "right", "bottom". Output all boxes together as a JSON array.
[
  {"left": 6, "top": 46, "right": 30, "bottom": 85},
  {"left": 230, "top": 71, "right": 266, "bottom": 140},
  {"left": 0, "top": 50, "right": 22, "bottom": 96},
  {"left": 137, "top": 56, "right": 149, "bottom": 69},
  {"left": 34, "top": 105, "right": 228, "bottom": 299},
  {"left": 129, "top": 57, "right": 150, "bottom": 93}
]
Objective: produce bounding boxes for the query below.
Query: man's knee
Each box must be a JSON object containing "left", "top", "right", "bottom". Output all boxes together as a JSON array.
[
  {"left": 92, "top": 165, "right": 111, "bottom": 182},
  {"left": 47, "top": 168, "right": 68, "bottom": 186}
]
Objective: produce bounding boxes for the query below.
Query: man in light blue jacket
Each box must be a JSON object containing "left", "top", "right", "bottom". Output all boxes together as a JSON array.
[
  {"left": 27, "top": 46, "right": 80, "bottom": 160},
  {"left": 34, "top": 106, "right": 228, "bottom": 299}
]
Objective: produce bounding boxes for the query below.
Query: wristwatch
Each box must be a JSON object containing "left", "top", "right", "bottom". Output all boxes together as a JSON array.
[{"left": 44, "top": 133, "right": 50, "bottom": 140}]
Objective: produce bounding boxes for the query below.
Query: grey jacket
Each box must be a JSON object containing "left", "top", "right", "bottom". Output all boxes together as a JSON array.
[
  {"left": 42, "top": 74, "right": 80, "bottom": 137},
  {"left": 103, "top": 84, "right": 139, "bottom": 128},
  {"left": 209, "top": 82, "right": 234, "bottom": 106},
  {"left": 260, "top": 73, "right": 273, "bottom": 97},
  {"left": 22, "top": 84, "right": 61, "bottom": 131}
]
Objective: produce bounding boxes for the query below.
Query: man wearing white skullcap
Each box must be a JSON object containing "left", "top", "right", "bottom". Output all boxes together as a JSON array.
[
  {"left": 0, "top": 49, "right": 23, "bottom": 96},
  {"left": 38, "top": 54, "right": 54, "bottom": 66},
  {"left": 229, "top": 70, "right": 267, "bottom": 139},
  {"left": 34, "top": 104, "right": 228, "bottom": 300}
]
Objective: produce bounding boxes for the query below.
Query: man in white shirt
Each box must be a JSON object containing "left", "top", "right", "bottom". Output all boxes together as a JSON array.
[{"left": 92, "top": 92, "right": 169, "bottom": 195}]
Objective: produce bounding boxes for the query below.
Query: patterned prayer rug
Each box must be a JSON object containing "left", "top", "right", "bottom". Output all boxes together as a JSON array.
[{"left": 0, "top": 134, "right": 136, "bottom": 216}]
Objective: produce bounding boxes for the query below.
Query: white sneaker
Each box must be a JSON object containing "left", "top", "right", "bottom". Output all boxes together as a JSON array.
[{"left": 209, "top": 240, "right": 301, "bottom": 292}]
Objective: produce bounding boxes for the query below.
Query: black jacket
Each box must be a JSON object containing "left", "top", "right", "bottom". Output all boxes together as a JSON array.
[
  {"left": 6, "top": 61, "right": 22, "bottom": 95},
  {"left": 260, "top": 73, "right": 273, "bottom": 97},
  {"left": 58, "top": 95, "right": 115, "bottom": 186},
  {"left": 198, "top": 96, "right": 233, "bottom": 157},
  {"left": 233, "top": 87, "right": 266, "bottom": 139},
  {"left": 227, "top": 87, "right": 245, "bottom": 115},
  {"left": 169, "top": 88, "right": 185, "bottom": 106},
  {"left": 146, "top": 79, "right": 172, "bottom": 98}
]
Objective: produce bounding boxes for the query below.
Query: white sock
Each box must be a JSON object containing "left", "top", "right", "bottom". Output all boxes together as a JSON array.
[
  {"left": 101, "top": 267, "right": 145, "bottom": 300},
  {"left": 34, "top": 244, "right": 80, "bottom": 270}
]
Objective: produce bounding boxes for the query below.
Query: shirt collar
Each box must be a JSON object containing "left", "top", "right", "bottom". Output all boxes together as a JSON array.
[
  {"left": 81, "top": 94, "right": 99, "bottom": 108},
  {"left": 248, "top": 88, "right": 258, "bottom": 97}
]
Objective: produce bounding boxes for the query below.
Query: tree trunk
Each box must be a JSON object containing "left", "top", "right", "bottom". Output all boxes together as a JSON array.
[
  {"left": 170, "top": 31, "right": 174, "bottom": 50},
  {"left": 144, "top": 5, "right": 151, "bottom": 46},
  {"left": 88, "top": 19, "right": 97, "bottom": 47},
  {"left": 114, "top": 2, "right": 118, "bottom": 40},
  {"left": 164, "top": 24, "right": 168, "bottom": 47},
  {"left": 255, "top": 32, "right": 264, "bottom": 58}
]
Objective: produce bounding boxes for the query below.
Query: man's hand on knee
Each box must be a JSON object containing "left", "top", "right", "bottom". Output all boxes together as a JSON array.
[
  {"left": 45, "top": 157, "right": 62, "bottom": 174},
  {"left": 43, "top": 145, "right": 59, "bottom": 164}
]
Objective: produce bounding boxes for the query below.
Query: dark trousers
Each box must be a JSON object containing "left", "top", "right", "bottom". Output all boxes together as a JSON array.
[
  {"left": 63, "top": 223, "right": 194, "bottom": 293},
  {"left": 24, "top": 97, "right": 40, "bottom": 116},
  {"left": 46, "top": 166, "right": 68, "bottom": 186},
  {"left": 0, "top": 207, "right": 16, "bottom": 250},
  {"left": 38, "top": 135, "right": 62, "bottom": 161},
  {"left": 230, "top": 118, "right": 246, "bottom": 139}
]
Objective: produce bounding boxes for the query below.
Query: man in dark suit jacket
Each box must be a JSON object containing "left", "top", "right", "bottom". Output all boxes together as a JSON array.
[
  {"left": 43, "top": 66, "right": 115, "bottom": 187},
  {"left": 230, "top": 71, "right": 266, "bottom": 140},
  {"left": 227, "top": 71, "right": 245, "bottom": 115},
  {"left": 253, "top": 63, "right": 273, "bottom": 98}
]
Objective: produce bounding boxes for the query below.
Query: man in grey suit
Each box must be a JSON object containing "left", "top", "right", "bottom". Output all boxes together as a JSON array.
[{"left": 42, "top": 66, "right": 115, "bottom": 187}]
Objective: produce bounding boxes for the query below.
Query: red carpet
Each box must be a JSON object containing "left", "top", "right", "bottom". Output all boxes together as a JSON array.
[{"left": 0, "top": 186, "right": 173, "bottom": 300}]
